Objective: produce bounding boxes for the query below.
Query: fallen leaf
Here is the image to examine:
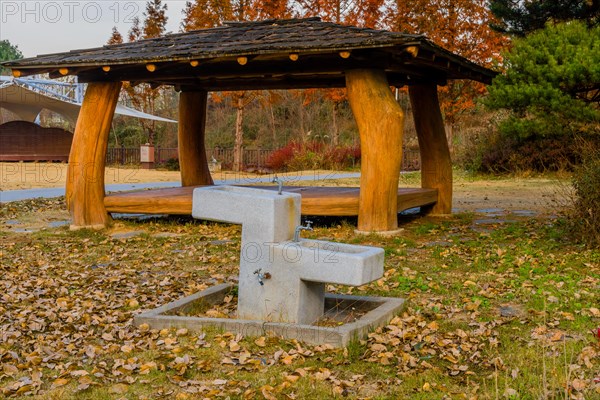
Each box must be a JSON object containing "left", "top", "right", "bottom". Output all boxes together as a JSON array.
[
  {"left": 261, "top": 385, "right": 277, "bottom": 400},
  {"left": 51, "top": 378, "right": 69, "bottom": 388},
  {"left": 285, "top": 374, "right": 300, "bottom": 383},
  {"left": 120, "top": 345, "right": 133, "bottom": 353},
  {"left": 427, "top": 321, "right": 439, "bottom": 331},
  {"left": 3, "top": 364, "right": 18, "bottom": 376},
  {"left": 571, "top": 378, "right": 587, "bottom": 391},
  {"left": 127, "top": 298, "right": 139, "bottom": 308}
]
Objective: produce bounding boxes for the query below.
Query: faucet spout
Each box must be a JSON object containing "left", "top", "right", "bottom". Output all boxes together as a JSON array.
[
  {"left": 272, "top": 176, "right": 283, "bottom": 195},
  {"left": 294, "top": 221, "right": 313, "bottom": 242}
]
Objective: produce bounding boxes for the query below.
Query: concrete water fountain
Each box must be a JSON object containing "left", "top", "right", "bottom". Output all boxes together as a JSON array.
[{"left": 134, "top": 186, "right": 405, "bottom": 346}]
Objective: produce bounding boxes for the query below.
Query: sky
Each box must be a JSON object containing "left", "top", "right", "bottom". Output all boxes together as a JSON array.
[{"left": 1, "top": 1, "right": 187, "bottom": 58}]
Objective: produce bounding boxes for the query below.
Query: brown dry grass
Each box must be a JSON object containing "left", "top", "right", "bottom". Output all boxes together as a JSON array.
[{"left": 0, "top": 163, "right": 344, "bottom": 191}]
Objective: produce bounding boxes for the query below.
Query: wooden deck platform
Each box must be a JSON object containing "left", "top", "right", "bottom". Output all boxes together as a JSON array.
[{"left": 104, "top": 186, "right": 438, "bottom": 216}]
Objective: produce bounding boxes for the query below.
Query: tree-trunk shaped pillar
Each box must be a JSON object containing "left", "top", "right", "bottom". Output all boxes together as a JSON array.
[
  {"left": 409, "top": 84, "right": 453, "bottom": 215},
  {"left": 66, "top": 82, "right": 122, "bottom": 229},
  {"left": 178, "top": 90, "right": 214, "bottom": 186},
  {"left": 346, "top": 69, "right": 404, "bottom": 233}
]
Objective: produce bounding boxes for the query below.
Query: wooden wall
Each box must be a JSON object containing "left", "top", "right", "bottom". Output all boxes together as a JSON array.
[{"left": 0, "top": 121, "right": 73, "bottom": 162}]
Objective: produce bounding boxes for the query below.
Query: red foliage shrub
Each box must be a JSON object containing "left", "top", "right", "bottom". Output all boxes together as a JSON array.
[
  {"left": 266, "top": 141, "right": 360, "bottom": 171},
  {"left": 265, "top": 141, "right": 299, "bottom": 170},
  {"left": 324, "top": 145, "right": 361, "bottom": 168}
]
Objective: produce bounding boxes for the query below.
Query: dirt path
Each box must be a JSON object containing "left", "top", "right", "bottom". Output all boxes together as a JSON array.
[
  {"left": 452, "top": 177, "right": 569, "bottom": 215},
  {"left": 0, "top": 162, "right": 569, "bottom": 215},
  {"left": 306, "top": 174, "right": 569, "bottom": 215}
]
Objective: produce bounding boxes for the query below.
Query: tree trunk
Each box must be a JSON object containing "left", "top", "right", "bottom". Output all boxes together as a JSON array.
[
  {"left": 445, "top": 123, "right": 454, "bottom": 154},
  {"left": 298, "top": 95, "right": 306, "bottom": 141},
  {"left": 332, "top": 102, "right": 339, "bottom": 146},
  {"left": 233, "top": 93, "right": 244, "bottom": 172},
  {"left": 269, "top": 99, "right": 276, "bottom": 147}
]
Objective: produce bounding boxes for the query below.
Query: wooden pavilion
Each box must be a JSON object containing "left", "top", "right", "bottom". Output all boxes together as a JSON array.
[{"left": 4, "top": 18, "right": 496, "bottom": 232}]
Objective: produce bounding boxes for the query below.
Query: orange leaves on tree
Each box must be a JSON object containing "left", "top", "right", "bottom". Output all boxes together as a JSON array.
[
  {"left": 107, "top": 27, "right": 123, "bottom": 45},
  {"left": 143, "top": 0, "right": 168, "bottom": 38},
  {"left": 181, "top": 0, "right": 291, "bottom": 30},
  {"left": 386, "top": 0, "right": 510, "bottom": 124},
  {"left": 182, "top": 0, "right": 236, "bottom": 30},
  {"left": 255, "top": 0, "right": 292, "bottom": 19},
  {"left": 296, "top": 0, "right": 385, "bottom": 28}
]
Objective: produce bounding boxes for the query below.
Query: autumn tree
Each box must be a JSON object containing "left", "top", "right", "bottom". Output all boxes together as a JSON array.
[
  {"left": 385, "top": 0, "right": 508, "bottom": 145},
  {"left": 182, "top": 0, "right": 292, "bottom": 170},
  {"left": 181, "top": 0, "right": 265, "bottom": 31},
  {"left": 143, "top": 0, "right": 168, "bottom": 38},
  {"left": 119, "top": 0, "right": 169, "bottom": 146},
  {"left": 107, "top": 27, "right": 124, "bottom": 45},
  {"left": 294, "top": 0, "right": 386, "bottom": 148},
  {"left": 128, "top": 17, "right": 143, "bottom": 42},
  {"left": 296, "top": 0, "right": 384, "bottom": 27},
  {"left": 255, "top": 0, "right": 292, "bottom": 19},
  {"left": 182, "top": 0, "right": 231, "bottom": 29}
]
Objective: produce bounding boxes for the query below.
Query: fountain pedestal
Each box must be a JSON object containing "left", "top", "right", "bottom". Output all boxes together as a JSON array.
[
  {"left": 191, "top": 186, "right": 384, "bottom": 324},
  {"left": 135, "top": 186, "right": 405, "bottom": 346}
]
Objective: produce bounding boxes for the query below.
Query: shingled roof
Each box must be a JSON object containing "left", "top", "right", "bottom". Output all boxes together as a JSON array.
[{"left": 5, "top": 18, "right": 497, "bottom": 91}]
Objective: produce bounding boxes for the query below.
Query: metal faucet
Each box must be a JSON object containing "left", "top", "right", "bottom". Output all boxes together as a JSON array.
[
  {"left": 272, "top": 176, "right": 283, "bottom": 195},
  {"left": 294, "top": 221, "right": 313, "bottom": 242},
  {"left": 254, "top": 268, "right": 270, "bottom": 285}
]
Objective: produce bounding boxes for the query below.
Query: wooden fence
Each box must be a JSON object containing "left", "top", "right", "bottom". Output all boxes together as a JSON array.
[{"left": 106, "top": 147, "right": 421, "bottom": 171}]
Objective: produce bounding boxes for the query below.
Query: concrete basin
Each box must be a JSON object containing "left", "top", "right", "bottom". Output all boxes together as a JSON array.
[{"left": 273, "top": 239, "right": 384, "bottom": 286}]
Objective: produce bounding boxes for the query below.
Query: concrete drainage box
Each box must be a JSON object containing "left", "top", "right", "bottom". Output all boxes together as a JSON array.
[{"left": 134, "top": 283, "right": 406, "bottom": 348}]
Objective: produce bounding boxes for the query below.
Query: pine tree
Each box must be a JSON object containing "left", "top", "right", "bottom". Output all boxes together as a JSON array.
[
  {"left": 486, "top": 21, "right": 600, "bottom": 139},
  {"left": 489, "top": 0, "right": 599, "bottom": 36},
  {"left": 0, "top": 40, "right": 23, "bottom": 74}
]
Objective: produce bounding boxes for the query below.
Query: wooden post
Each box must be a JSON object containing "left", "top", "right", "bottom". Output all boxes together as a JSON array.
[
  {"left": 66, "top": 82, "right": 121, "bottom": 229},
  {"left": 409, "top": 84, "right": 452, "bottom": 215},
  {"left": 346, "top": 69, "right": 404, "bottom": 233},
  {"left": 178, "top": 90, "right": 214, "bottom": 186}
]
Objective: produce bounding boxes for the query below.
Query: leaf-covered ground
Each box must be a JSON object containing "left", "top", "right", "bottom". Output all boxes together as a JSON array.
[{"left": 1, "top": 194, "right": 599, "bottom": 399}]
